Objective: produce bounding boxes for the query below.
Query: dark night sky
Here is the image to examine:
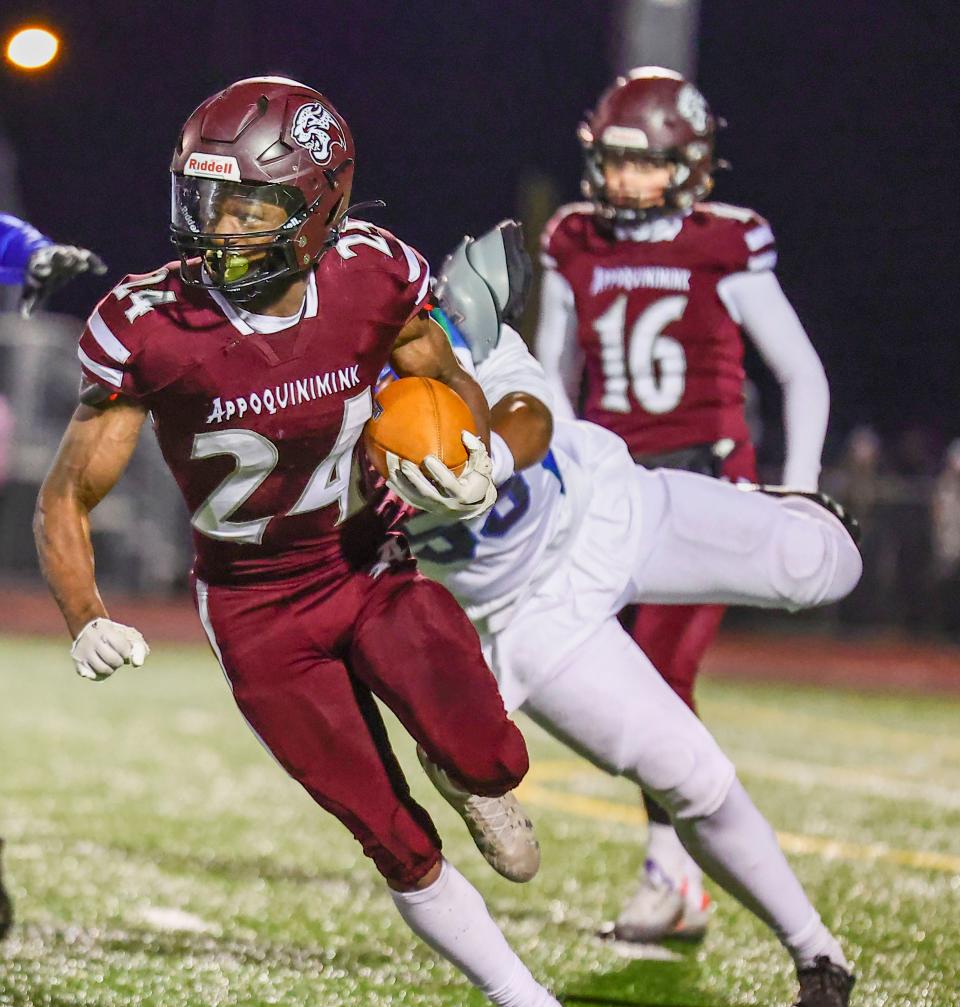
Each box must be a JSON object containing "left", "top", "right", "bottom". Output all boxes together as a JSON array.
[{"left": 0, "top": 1, "right": 953, "bottom": 458}]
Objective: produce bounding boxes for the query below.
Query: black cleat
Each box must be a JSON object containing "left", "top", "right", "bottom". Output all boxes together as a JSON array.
[
  {"left": 0, "top": 838, "right": 12, "bottom": 941},
  {"left": 744, "top": 485, "right": 862, "bottom": 546},
  {"left": 793, "top": 956, "right": 855, "bottom": 1007}
]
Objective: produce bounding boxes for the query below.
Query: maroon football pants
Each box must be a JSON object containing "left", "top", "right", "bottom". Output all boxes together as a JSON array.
[{"left": 194, "top": 563, "right": 528, "bottom": 887}]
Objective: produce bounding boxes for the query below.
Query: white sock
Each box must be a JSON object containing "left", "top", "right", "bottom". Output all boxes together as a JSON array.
[
  {"left": 646, "top": 821, "right": 687, "bottom": 880},
  {"left": 784, "top": 910, "right": 851, "bottom": 972},
  {"left": 646, "top": 822, "right": 703, "bottom": 904},
  {"left": 673, "top": 779, "right": 850, "bottom": 971},
  {"left": 682, "top": 851, "right": 704, "bottom": 907},
  {"left": 390, "top": 859, "right": 560, "bottom": 1007}
]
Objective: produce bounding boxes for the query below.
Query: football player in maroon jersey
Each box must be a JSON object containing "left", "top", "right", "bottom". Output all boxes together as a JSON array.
[
  {"left": 536, "top": 68, "right": 831, "bottom": 944},
  {"left": 34, "top": 78, "right": 559, "bottom": 1007}
]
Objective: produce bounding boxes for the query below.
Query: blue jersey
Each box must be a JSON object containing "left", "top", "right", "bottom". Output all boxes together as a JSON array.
[{"left": 0, "top": 213, "right": 51, "bottom": 285}]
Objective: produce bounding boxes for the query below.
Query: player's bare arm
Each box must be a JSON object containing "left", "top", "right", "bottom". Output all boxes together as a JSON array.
[
  {"left": 391, "top": 310, "right": 491, "bottom": 447},
  {"left": 490, "top": 392, "right": 552, "bottom": 472},
  {"left": 34, "top": 398, "right": 150, "bottom": 679}
]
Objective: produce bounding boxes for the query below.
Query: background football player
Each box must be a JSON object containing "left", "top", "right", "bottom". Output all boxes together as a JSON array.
[
  {"left": 535, "top": 67, "right": 831, "bottom": 942},
  {"left": 0, "top": 212, "right": 105, "bottom": 942},
  {"left": 0, "top": 213, "right": 106, "bottom": 318},
  {"left": 34, "top": 78, "right": 560, "bottom": 1007},
  {"left": 397, "top": 220, "right": 858, "bottom": 1007}
]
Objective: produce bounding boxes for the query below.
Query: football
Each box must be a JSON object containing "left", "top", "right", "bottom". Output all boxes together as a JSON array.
[{"left": 365, "top": 377, "right": 477, "bottom": 479}]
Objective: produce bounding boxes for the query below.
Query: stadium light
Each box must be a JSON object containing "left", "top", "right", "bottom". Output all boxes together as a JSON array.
[{"left": 5, "top": 27, "right": 60, "bottom": 70}]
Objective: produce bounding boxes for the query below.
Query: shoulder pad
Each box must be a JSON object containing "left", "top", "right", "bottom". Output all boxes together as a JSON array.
[
  {"left": 692, "top": 203, "right": 776, "bottom": 273},
  {"left": 77, "top": 263, "right": 180, "bottom": 399},
  {"left": 540, "top": 202, "right": 597, "bottom": 270},
  {"left": 332, "top": 219, "right": 431, "bottom": 321},
  {"left": 696, "top": 201, "right": 759, "bottom": 223}
]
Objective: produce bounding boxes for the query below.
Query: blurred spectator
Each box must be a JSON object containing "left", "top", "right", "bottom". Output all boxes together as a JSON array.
[
  {"left": 932, "top": 440, "right": 960, "bottom": 639},
  {"left": 0, "top": 394, "right": 12, "bottom": 489},
  {"left": 828, "top": 425, "right": 882, "bottom": 519},
  {"left": 888, "top": 426, "right": 936, "bottom": 633},
  {"left": 825, "top": 426, "right": 888, "bottom": 629}
]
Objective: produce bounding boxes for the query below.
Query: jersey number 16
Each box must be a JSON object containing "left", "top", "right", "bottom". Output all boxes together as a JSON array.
[{"left": 594, "top": 294, "right": 688, "bottom": 415}]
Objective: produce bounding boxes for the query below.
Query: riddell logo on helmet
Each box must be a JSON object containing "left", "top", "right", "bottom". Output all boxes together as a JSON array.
[{"left": 184, "top": 152, "right": 241, "bottom": 181}]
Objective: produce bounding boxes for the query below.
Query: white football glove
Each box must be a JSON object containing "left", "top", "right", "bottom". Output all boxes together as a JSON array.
[
  {"left": 70, "top": 618, "right": 150, "bottom": 682},
  {"left": 387, "top": 430, "right": 497, "bottom": 521}
]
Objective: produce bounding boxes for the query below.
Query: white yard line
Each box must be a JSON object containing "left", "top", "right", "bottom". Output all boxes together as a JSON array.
[{"left": 138, "top": 906, "right": 220, "bottom": 934}]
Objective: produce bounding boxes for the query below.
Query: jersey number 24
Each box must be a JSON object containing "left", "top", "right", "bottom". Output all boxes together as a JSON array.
[{"left": 190, "top": 388, "right": 372, "bottom": 544}]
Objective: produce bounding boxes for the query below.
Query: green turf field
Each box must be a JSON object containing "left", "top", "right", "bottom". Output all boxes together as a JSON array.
[{"left": 2, "top": 635, "right": 958, "bottom": 1006}]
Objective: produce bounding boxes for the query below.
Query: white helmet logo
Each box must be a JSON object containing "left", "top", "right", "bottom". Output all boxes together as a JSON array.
[
  {"left": 291, "top": 101, "right": 346, "bottom": 166},
  {"left": 676, "top": 84, "right": 709, "bottom": 134}
]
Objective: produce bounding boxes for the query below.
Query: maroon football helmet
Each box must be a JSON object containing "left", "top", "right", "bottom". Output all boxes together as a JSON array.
[
  {"left": 170, "top": 76, "right": 355, "bottom": 295},
  {"left": 579, "top": 67, "right": 720, "bottom": 224}
]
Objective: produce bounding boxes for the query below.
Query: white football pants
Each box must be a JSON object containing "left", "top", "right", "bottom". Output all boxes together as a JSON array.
[{"left": 503, "top": 470, "right": 860, "bottom": 962}]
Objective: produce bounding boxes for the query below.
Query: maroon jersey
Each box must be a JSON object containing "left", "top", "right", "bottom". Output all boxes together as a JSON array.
[
  {"left": 77, "top": 219, "right": 430, "bottom": 586},
  {"left": 541, "top": 201, "right": 777, "bottom": 455}
]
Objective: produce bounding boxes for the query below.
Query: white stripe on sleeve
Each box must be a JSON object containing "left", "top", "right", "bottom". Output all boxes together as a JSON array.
[
  {"left": 745, "top": 224, "right": 775, "bottom": 252},
  {"left": 77, "top": 345, "right": 123, "bottom": 387},
  {"left": 747, "top": 250, "right": 778, "bottom": 272},
  {"left": 414, "top": 269, "right": 431, "bottom": 306},
  {"left": 398, "top": 240, "right": 422, "bottom": 283},
  {"left": 88, "top": 310, "right": 131, "bottom": 363}
]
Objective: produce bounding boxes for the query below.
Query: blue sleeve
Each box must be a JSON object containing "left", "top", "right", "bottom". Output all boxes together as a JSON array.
[{"left": 0, "top": 213, "right": 52, "bottom": 285}]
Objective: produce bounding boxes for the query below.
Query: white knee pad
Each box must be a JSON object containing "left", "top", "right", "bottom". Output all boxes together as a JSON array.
[
  {"left": 519, "top": 617, "right": 738, "bottom": 822},
  {"left": 768, "top": 499, "right": 863, "bottom": 610},
  {"left": 615, "top": 715, "right": 736, "bottom": 821}
]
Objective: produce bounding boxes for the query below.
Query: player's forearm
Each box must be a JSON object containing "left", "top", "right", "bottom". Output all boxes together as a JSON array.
[
  {"left": 723, "top": 270, "right": 830, "bottom": 489},
  {"left": 491, "top": 393, "right": 552, "bottom": 471},
  {"left": 781, "top": 368, "right": 830, "bottom": 490},
  {"left": 34, "top": 482, "right": 109, "bottom": 638},
  {"left": 442, "top": 367, "right": 491, "bottom": 448}
]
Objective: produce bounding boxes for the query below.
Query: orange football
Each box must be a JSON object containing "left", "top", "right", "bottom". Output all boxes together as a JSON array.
[{"left": 365, "top": 377, "right": 477, "bottom": 479}]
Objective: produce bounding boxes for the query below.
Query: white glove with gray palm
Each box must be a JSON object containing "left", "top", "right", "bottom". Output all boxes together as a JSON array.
[
  {"left": 71, "top": 618, "right": 150, "bottom": 682},
  {"left": 387, "top": 430, "right": 497, "bottom": 521}
]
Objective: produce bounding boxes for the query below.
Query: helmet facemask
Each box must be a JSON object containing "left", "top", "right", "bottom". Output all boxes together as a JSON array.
[{"left": 170, "top": 176, "right": 324, "bottom": 301}]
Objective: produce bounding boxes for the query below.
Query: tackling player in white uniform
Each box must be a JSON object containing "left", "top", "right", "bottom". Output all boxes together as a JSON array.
[{"left": 386, "top": 222, "right": 860, "bottom": 1007}]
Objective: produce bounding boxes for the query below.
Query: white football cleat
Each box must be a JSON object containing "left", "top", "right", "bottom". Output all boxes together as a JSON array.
[
  {"left": 417, "top": 746, "right": 540, "bottom": 882},
  {"left": 613, "top": 859, "right": 711, "bottom": 943}
]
